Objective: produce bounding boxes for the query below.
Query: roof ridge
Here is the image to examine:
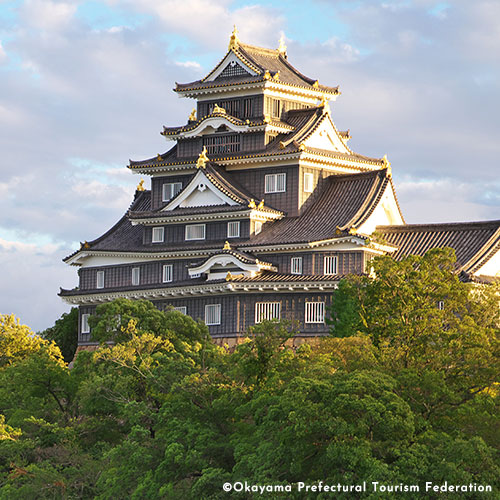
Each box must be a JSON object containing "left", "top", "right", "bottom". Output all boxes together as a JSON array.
[{"left": 378, "top": 220, "right": 500, "bottom": 232}]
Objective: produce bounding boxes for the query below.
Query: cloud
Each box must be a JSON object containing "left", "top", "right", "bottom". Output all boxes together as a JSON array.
[
  {"left": 21, "top": 0, "right": 77, "bottom": 31},
  {"left": 175, "top": 60, "right": 202, "bottom": 70}
]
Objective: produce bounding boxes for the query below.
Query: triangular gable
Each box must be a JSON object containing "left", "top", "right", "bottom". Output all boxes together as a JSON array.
[
  {"left": 162, "top": 169, "right": 239, "bottom": 211},
  {"left": 302, "top": 113, "right": 351, "bottom": 154},
  {"left": 356, "top": 180, "right": 404, "bottom": 235},
  {"left": 203, "top": 51, "right": 259, "bottom": 82}
]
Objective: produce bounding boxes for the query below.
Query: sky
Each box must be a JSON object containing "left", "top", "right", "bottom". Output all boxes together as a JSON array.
[{"left": 0, "top": 0, "right": 499, "bottom": 332}]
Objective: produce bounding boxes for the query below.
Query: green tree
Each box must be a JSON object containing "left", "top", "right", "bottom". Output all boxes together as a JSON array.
[{"left": 40, "top": 308, "right": 79, "bottom": 363}]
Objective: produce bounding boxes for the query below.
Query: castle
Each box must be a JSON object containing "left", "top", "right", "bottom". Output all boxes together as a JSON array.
[{"left": 60, "top": 29, "right": 500, "bottom": 349}]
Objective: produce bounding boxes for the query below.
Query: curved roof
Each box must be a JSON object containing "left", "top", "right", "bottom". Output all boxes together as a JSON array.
[
  {"left": 175, "top": 41, "right": 339, "bottom": 95},
  {"left": 241, "top": 168, "right": 394, "bottom": 247},
  {"left": 376, "top": 220, "right": 500, "bottom": 274}
]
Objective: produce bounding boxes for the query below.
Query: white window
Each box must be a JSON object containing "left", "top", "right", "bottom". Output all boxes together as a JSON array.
[
  {"left": 191, "top": 273, "right": 201, "bottom": 279},
  {"left": 205, "top": 304, "right": 221, "bottom": 325},
  {"left": 96, "top": 270, "right": 104, "bottom": 289},
  {"left": 291, "top": 256, "right": 302, "bottom": 275},
  {"left": 254, "top": 221, "right": 263, "bottom": 235},
  {"left": 173, "top": 306, "right": 187, "bottom": 314},
  {"left": 152, "top": 227, "right": 164, "bottom": 243},
  {"left": 185, "top": 224, "right": 206, "bottom": 240},
  {"left": 264, "top": 173, "right": 286, "bottom": 193},
  {"left": 132, "top": 267, "right": 140, "bottom": 285},
  {"left": 437, "top": 301, "right": 445, "bottom": 310},
  {"left": 162, "top": 182, "right": 182, "bottom": 202},
  {"left": 255, "top": 302, "right": 281, "bottom": 323},
  {"left": 81, "top": 313, "right": 90, "bottom": 334},
  {"left": 324, "top": 256, "right": 338, "bottom": 275},
  {"left": 305, "top": 302, "right": 325, "bottom": 324},
  {"left": 227, "top": 221, "right": 240, "bottom": 238},
  {"left": 304, "top": 172, "right": 314, "bottom": 193},
  {"left": 163, "top": 264, "right": 173, "bottom": 283}
]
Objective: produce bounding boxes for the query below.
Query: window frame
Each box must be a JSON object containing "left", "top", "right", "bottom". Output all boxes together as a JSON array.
[
  {"left": 205, "top": 304, "right": 221, "bottom": 325},
  {"left": 227, "top": 221, "right": 240, "bottom": 238},
  {"left": 255, "top": 302, "right": 281, "bottom": 323},
  {"left": 132, "top": 267, "right": 140, "bottom": 286},
  {"left": 96, "top": 270, "right": 105, "bottom": 289},
  {"left": 173, "top": 306, "right": 187, "bottom": 315},
  {"left": 291, "top": 256, "right": 303, "bottom": 275},
  {"left": 162, "top": 182, "right": 182, "bottom": 202},
  {"left": 324, "top": 256, "right": 338, "bottom": 275},
  {"left": 305, "top": 301, "right": 326, "bottom": 324},
  {"left": 152, "top": 227, "right": 165, "bottom": 243},
  {"left": 81, "top": 313, "right": 90, "bottom": 334},
  {"left": 254, "top": 221, "right": 263, "bottom": 235},
  {"left": 264, "top": 173, "right": 286, "bottom": 194},
  {"left": 303, "top": 172, "right": 314, "bottom": 193},
  {"left": 185, "top": 224, "right": 206, "bottom": 241},
  {"left": 162, "top": 264, "right": 173, "bottom": 283}
]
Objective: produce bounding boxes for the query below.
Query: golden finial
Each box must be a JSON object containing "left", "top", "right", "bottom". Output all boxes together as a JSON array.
[
  {"left": 82, "top": 241, "right": 90, "bottom": 249},
  {"left": 273, "top": 71, "right": 280, "bottom": 80},
  {"left": 277, "top": 33, "right": 287, "bottom": 56},
  {"left": 157, "top": 154, "right": 162, "bottom": 161},
  {"left": 225, "top": 271, "right": 233, "bottom": 281},
  {"left": 189, "top": 108, "right": 196, "bottom": 121},
  {"left": 248, "top": 199, "right": 257, "bottom": 209},
  {"left": 196, "top": 147, "right": 209, "bottom": 169},
  {"left": 263, "top": 70, "right": 271, "bottom": 80},
  {"left": 382, "top": 155, "right": 392, "bottom": 177},
  {"left": 223, "top": 241, "right": 231, "bottom": 250},
  {"left": 335, "top": 226, "right": 342, "bottom": 235},
  {"left": 258, "top": 199, "right": 264, "bottom": 209},
  {"left": 320, "top": 94, "right": 330, "bottom": 114},
  {"left": 263, "top": 114, "right": 271, "bottom": 124},
  {"left": 349, "top": 227, "right": 357, "bottom": 235},
  {"left": 213, "top": 103, "right": 226, "bottom": 114},
  {"left": 136, "top": 179, "right": 145, "bottom": 191},
  {"left": 279, "top": 141, "right": 286, "bottom": 149},
  {"left": 298, "top": 143, "right": 306, "bottom": 151},
  {"left": 313, "top": 80, "right": 319, "bottom": 88},
  {"left": 228, "top": 25, "right": 240, "bottom": 51}
]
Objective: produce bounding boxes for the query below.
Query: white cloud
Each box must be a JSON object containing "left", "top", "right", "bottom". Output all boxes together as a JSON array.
[
  {"left": 175, "top": 60, "right": 202, "bottom": 70},
  {"left": 21, "top": 0, "right": 77, "bottom": 31},
  {"left": 0, "top": 41, "right": 6, "bottom": 62}
]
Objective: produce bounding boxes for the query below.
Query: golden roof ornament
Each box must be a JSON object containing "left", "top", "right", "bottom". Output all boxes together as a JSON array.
[
  {"left": 157, "top": 154, "right": 162, "bottom": 161},
  {"left": 273, "top": 71, "right": 280, "bottom": 80},
  {"left": 277, "top": 34, "right": 287, "bottom": 57},
  {"left": 298, "top": 143, "right": 306, "bottom": 151},
  {"left": 263, "top": 114, "right": 271, "bottom": 124},
  {"left": 382, "top": 155, "right": 392, "bottom": 177},
  {"left": 136, "top": 179, "right": 145, "bottom": 191},
  {"left": 223, "top": 241, "right": 231, "bottom": 250},
  {"left": 313, "top": 80, "right": 319, "bottom": 88},
  {"left": 320, "top": 94, "right": 330, "bottom": 114},
  {"left": 225, "top": 271, "right": 233, "bottom": 281},
  {"left": 228, "top": 25, "right": 240, "bottom": 51},
  {"left": 189, "top": 108, "right": 196, "bottom": 121},
  {"left": 248, "top": 199, "right": 257, "bottom": 208},
  {"left": 196, "top": 147, "right": 209, "bottom": 169},
  {"left": 349, "top": 227, "right": 357, "bottom": 235},
  {"left": 335, "top": 226, "right": 342, "bottom": 235},
  {"left": 263, "top": 70, "right": 272, "bottom": 80},
  {"left": 213, "top": 103, "right": 226, "bottom": 114},
  {"left": 258, "top": 199, "right": 264, "bottom": 209},
  {"left": 81, "top": 241, "right": 90, "bottom": 249}
]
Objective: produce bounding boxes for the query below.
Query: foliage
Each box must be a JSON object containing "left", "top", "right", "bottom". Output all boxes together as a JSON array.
[
  {"left": 0, "top": 261, "right": 499, "bottom": 499},
  {"left": 40, "top": 307, "right": 79, "bottom": 363}
]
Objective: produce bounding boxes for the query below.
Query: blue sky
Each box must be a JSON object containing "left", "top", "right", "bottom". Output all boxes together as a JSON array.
[{"left": 0, "top": 0, "right": 499, "bottom": 331}]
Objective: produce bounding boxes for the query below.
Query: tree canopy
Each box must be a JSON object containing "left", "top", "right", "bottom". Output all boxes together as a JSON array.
[{"left": 0, "top": 250, "right": 499, "bottom": 498}]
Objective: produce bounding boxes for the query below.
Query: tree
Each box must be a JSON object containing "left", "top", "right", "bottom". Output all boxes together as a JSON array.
[{"left": 40, "top": 308, "right": 79, "bottom": 363}]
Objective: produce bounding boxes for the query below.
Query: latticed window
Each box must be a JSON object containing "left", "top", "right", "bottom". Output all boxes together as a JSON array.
[
  {"left": 185, "top": 224, "right": 206, "bottom": 241},
  {"left": 265, "top": 173, "right": 286, "bottom": 193},
  {"left": 173, "top": 306, "right": 187, "bottom": 314},
  {"left": 205, "top": 304, "right": 221, "bottom": 325},
  {"left": 132, "top": 267, "right": 140, "bottom": 286},
  {"left": 305, "top": 302, "right": 325, "bottom": 324},
  {"left": 227, "top": 221, "right": 240, "bottom": 238},
  {"left": 96, "top": 270, "right": 104, "bottom": 289},
  {"left": 291, "top": 257, "right": 302, "bottom": 275},
  {"left": 217, "top": 61, "right": 250, "bottom": 79},
  {"left": 255, "top": 302, "right": 281, "bottom": 323},
  {"left": 162, "top": 182, "right": 182, "bottom": 201},
  {"left": 324, "top": 256, "right": 338, "bottom": 275},
  {"left": 203, "top": 134, "right": 241, "bottom": 154},
  {"left": 162, "top": 264, "right": 173, "bottom": 283}
]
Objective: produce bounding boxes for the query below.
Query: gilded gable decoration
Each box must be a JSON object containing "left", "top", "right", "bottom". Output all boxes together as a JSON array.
[
  {"left": 228, "top": 25, "right": 240, "bottom": 51},
  {"left": 136, "top": 179, "right": 145, "bottom": 191},
  {"left": 188, "top": 108, "right": 196, "bottom": 121},
  {"left": 212, "top": 103, "right": 226, "bottom": 114},
  {"left": 277, "top": 34, "right": 287, "bottom": 57},
  {"left": 196, "top": 147, "right": 209, "bottom": 169}
]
